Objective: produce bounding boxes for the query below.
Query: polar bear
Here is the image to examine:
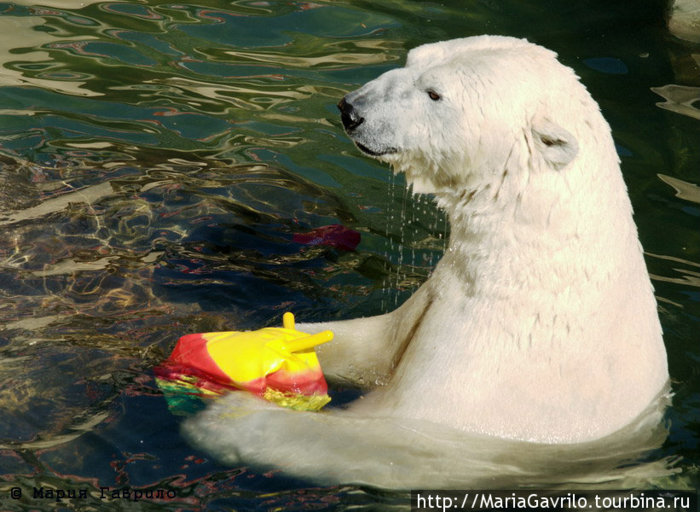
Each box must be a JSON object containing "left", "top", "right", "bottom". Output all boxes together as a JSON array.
[{"left": 183, "top": 36, "right": 669, "bottom": 487}]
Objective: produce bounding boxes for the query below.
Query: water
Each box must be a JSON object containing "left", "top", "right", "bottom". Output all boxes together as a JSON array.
[{"left": 0, "top": 0, "right": 698, "bottom": 509}]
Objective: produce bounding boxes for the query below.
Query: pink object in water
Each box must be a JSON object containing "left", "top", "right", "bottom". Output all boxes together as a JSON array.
[{"left": 293, "top": 224, "right": 361, "bottom": 251}]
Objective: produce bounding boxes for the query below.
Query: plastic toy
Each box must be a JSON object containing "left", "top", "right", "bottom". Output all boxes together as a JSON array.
[{"left": 155, "top": 313, "right": 333, "bottom": 412}]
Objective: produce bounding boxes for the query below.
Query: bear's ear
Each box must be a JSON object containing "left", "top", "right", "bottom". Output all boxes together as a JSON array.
[{"left": 531, "top": 117, "right": 578, "bottom": 171}]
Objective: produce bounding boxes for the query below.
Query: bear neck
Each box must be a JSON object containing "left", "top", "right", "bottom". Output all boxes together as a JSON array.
[{"left": 432, "top": 154, "right": 642, "bottom": 301}]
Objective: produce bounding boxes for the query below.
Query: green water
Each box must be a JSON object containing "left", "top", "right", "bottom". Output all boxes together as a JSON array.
[{"left": 0, "top": 0, "right": 699, "bottom": 509}]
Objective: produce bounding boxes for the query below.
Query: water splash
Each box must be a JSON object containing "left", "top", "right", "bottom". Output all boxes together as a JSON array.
[{"left": 379, "top": 171, "right": 447, "bottom": 313}]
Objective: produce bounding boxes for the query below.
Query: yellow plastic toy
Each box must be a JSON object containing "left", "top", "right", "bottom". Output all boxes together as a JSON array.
[{"left": 156, "top": 313, "right": 333, "bottom": 411}]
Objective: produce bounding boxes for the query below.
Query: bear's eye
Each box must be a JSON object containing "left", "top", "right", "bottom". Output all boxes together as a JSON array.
[{"left": 427, "top": 89, "right": 441, "bottom": 101}]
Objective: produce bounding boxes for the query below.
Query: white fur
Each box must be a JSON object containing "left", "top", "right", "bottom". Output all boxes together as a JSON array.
[{"left": 183, "top": 36, "right": 669, "bottom": 486}]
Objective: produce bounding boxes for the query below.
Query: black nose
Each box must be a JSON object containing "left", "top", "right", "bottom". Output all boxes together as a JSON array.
[{"left": 338, "top": 97, "right": 364, "bottom": 132}]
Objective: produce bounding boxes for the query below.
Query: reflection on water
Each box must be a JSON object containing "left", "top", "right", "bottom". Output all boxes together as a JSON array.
[
  {"left": 658, "top": 174, "right": 700, "bottom": 205},
  {"left": 0, "top": 0, "right": 699, "bottom": 508},
  {"left": 0, "top": 14, "right": 99, "bottom": 96},
  {"left": 652, "top": 85, "right": 700, "bottom": 121}
]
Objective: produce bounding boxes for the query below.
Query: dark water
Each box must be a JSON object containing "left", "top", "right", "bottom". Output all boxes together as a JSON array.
[{"left": 0, "top": 0, "right": 698, "bottom": 509}]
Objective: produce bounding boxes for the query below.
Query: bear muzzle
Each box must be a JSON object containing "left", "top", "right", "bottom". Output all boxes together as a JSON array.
[
  {"left": 338, "top": 97, "right": 364, "bottom": 132},
  {"left": 338, "top": 97, "right": 397, "bottom": 158}
]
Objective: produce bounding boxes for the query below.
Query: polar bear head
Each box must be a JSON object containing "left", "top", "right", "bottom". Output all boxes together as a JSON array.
[{"left": 339, "top": 36, "right": 606, "bottom": 199}]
